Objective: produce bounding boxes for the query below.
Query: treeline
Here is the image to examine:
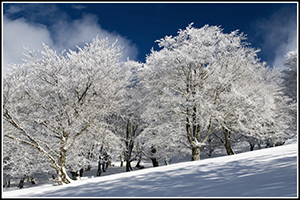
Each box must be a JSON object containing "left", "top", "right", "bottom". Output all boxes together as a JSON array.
[{"left": 3, "top": 23, "right": 297, "bottom": 186}]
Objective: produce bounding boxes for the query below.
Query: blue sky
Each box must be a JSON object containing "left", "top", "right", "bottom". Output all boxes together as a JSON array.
[{"left": 2, "top": 2, "right": 298, "bottom": 73}]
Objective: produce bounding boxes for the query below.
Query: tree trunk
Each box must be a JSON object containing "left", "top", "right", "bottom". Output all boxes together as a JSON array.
[
  {"left": 257, "top": 143, "right": 261, "bottom": 149},
  {"left": 223, "top": 128, "right": 234, "bottom": 155},
  {"left": 126, "top": 160, "right": 132, "bottom": 172},
  {"left": 102, "top": 161, "right": 107, "bottom": 172},
  {"left": 136, "top": 153, "right": 144, "bottom": 169},
  {"left": 164, "top": 158, "right": 169, "bottom": 165},
  {"left": 4, "top": 180, "right": 11, "bottom": 187},
  {"left": 125, "top": 144, "right": 134, "bottom": 172},
  {"left": 79, "top": 168, "right": 84, "bottom": 177},
  {"left": 71, "top": 171, "right": 79, "bottom": 180},
  {"left": 86, "top": 165, "right": 91, "bottom": 171},
  {"left": 191, "top": 146, "right": 200, "bottom": 161},
  {"left": 30, "top": 176, "right": 36, "bottom": 184},
  {"left": 186, "top": 105, "right": 202, "bottom": 161},
  {"left": 151, "top": 158, "right": 159, "bottom": 167},
  {"left": 18, "top": 175, "right": 26, "bottom": 189},
  {"left": 249, "top": 142, "right": 255, "bottom": 151},
  {"left": 56, "top": 167, "right": 71, "bottom": 185},
  {"left": 149, "top": 146, "right": 159, "bottom": 167},
  {"left": 56, "top": 147, "right": 72, "bottom": 184},
  {"left": 125, "top": 120, "right": 134, "bottom": 172},
  {"left": 120, "top": 154, "right": 124, "bottom": 167},
  {"left": 97, "top": 160, "right": 102, "bottom": 176}
]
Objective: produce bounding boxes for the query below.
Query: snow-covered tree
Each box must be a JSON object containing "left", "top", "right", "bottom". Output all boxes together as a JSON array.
[
  {"left": 136, "top": 118, "right": 190, "bottom": 166},
  {"left": 282, "top": 50, "right": 297, "bottom": 103},
  {"left": 115, "top": 61, "right": 190, "bottom": 166},
  {"left": 102, "top": 60, "right": 151, "bottom": 170},
  {"left": 280, "top": 50, "right": 297, "bottom": 135},
  {"left": 143, "top": 23, "right": 290, "bottom": 160},
  {"left": 137, "top": 70, "right": 190, "bottom": 165},
  {"left": 3, "top": 130, "right": 53, "bottom": 188},
  {"left": 65, "top": 122, "right": 122, "bottom": 179},
  {"left": 204, "top": 54, "right": 296, "bottom": 154},
  {"left": 3, "top": 37, "right": 131, "bottom": 184},
  {"left": 262, "top": 67, "right": 297, "bottom": 145}
]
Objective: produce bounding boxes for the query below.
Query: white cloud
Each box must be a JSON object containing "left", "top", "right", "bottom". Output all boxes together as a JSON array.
[
  {"left": 252, "top": 6, "right": 297, "bottom": 69},
  {"left": 3, "top": 16, "right": 54, "bottom": 73},
  {"left": 2, "top": 5, "right": 138, "bottom": 73},
  {"left": 5, "top": 4, "right": 23, "bottom": 14},
  {"left": 272, "top": 27, "right": 297, "bottom": 70},
  {"left": 51, "top": 13, "right": 138, "bottom": 59},
  {"left": 4, "top": 4, "right": 61, "bottom": 22}
]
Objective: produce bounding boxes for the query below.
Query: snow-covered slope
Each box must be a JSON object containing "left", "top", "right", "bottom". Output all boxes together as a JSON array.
[{"left": 2, "top": 139, "right": 298, "bottom": 198}]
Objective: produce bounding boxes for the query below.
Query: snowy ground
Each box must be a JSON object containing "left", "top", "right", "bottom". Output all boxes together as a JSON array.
[{"left": 2, "top": 137, "right": 298, "bottom": 198}]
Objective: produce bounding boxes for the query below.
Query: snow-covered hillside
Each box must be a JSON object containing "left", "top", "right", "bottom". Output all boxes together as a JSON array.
[{"left": 2, "top": 138, "right": 298, "bottom": 198}]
